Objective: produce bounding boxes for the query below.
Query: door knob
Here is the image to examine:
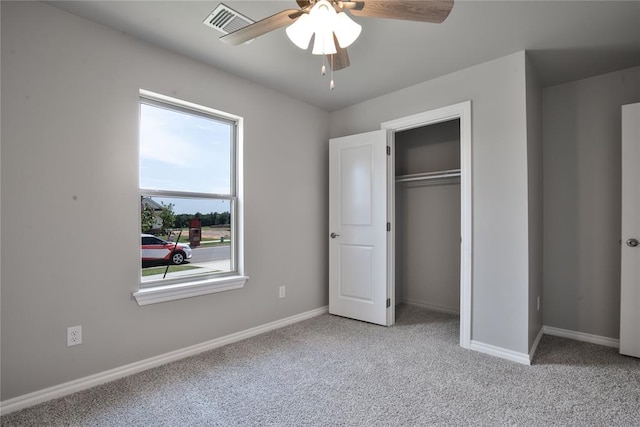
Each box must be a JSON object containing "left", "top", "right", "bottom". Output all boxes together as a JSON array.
[
  {"left": 330, "top": 232, "right": 340, "bottom": 239},
  {"left": 627, "top": 238, "right": 639, "bottom": 247}
]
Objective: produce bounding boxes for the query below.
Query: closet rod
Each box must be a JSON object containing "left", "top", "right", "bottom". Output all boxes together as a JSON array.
[{"left": 395, "top": 169, "right": 461, "bottom": 183}]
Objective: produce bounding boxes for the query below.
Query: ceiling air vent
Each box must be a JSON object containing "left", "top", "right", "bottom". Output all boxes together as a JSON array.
[{"left": 203, "top": 3, "right": 254, "bottom": 35}]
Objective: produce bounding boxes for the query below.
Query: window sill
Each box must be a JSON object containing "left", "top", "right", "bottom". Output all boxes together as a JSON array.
[{"left": 133, "top": 275, "right": 249, "bottom": 306}]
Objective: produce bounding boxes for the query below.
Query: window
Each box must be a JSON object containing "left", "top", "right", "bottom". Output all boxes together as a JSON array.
[{"left": 134, "top": 90, "right": 246, "bottom": 305}]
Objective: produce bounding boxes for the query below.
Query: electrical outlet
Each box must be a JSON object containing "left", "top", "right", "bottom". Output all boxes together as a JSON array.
[
  {"left": 537, "top": 296, "right": 541, "bottom": 312},
  {"left": 279, "top": 286, "right": 286, "bottom": 299},
  {"left": 67, "top": 325, "right": 82, "bottom": 347}
]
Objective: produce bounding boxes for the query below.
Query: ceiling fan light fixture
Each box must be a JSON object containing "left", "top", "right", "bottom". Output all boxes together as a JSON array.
[
  {"left": 310, "top": 0, "right": 336, "bottom": 27},
  {"left": 309, "top": 0, "right": 337, "bottom": 55},
  {"left": 285, "top": 13, "right": 314, "bottom": 49},
  {"left": 286, "top": 0, "right": 359, "bottom": 56},
  {"left": 312, "top": 29, "right": 338, "bottom": 55},
  {"left": 333, "top": 12, "right": 361, "bottom": 48}
]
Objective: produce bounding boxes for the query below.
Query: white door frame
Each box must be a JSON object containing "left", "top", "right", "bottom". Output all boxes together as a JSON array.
[{"left": 381, "top": 101, "right": 472, "bottom": 349}]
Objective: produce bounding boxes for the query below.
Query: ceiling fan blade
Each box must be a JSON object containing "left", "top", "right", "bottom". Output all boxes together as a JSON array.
[
  {"left": 220, "top": 9, "right": 303, "bottom": 46},
  {"left": 329, "top": 39, "right": 350, "bottom": 71},
  {"left": 346, "top": 0, "right": 453, "bottom": 23}
]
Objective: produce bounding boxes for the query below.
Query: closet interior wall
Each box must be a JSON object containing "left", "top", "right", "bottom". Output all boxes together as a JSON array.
[{"left": 395, "top": 119, "right": 461, "bottom": 314}]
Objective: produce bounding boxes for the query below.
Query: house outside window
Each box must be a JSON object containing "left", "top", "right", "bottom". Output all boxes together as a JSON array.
[{"left": 136, "top": 90, "right": 245, "bottom": 300}]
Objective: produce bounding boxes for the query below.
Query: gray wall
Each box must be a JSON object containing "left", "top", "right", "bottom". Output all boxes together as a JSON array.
[
  {"left": 526, "top": 55, "right": 544, "bottom": 350},
  {"left": 396, "top": 182, "right": 461, "bottom": 312},
  {"left": 542, "top": 66, "right": 640, "bottom": 338},
  {"left": 395, "top": 120, "right": 461, "bottom": 175},
  {"left": 1, "top": 2, "right": 329, "bottom": 400},
  {"left": 331, "top": 52, "right": 533, "bottom": 354}
]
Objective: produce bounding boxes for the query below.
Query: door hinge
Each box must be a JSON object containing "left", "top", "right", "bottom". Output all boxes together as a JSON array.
[
  {"left": 387, "top": 146, "right": 391, "bottom": 156},
  {"left": 387, "top": 222, "right": 391, "bottom": 232},
  {"left": 386, "top": 298, "right": 391, "bottom": 308}
]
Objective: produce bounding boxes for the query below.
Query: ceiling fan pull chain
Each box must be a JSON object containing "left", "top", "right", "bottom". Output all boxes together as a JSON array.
[
  {"left": 321, "top": 55, "right": 327, "bottom": 76},
  {"left": 330, "top": 55, "right": 335, "bottom": 90}
]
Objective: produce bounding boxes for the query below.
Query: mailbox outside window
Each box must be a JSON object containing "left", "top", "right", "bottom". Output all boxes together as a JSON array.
[{"left": 189, "top": 218, "right": 201, "bottom": 247}]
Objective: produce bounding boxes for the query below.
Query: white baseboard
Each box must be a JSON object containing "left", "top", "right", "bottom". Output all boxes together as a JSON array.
[
  {"left": 401, "top": 299, "right": 460, "bottom": 315},
  {"left": 542, "top": 325, "right": 619, "bottom": 348},
  {"left": 469, "top": 325, "right": 616, "bottom": 366},
  {"left": 529, "top": 327, "right": 544, "bottom": 363},
  {"left": 0, "top": 306, "right": 329, "bottom": 415},
  {"left": 469, "top": 340, "right": 531, "bottom": 365}
]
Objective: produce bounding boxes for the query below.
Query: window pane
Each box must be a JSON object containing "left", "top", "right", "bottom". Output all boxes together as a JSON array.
[
  {"left": 139, "top": 103, "right": 232, "bottom": 195},
  {"left": 138, "top": 93, "right": 239, "bottom": 288},
  {"left": 140, "top": 196, "right": 233, "bottom": 282}
]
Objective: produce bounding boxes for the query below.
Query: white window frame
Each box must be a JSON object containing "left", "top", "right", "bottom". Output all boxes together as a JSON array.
[{"left": 133, "top": 90, "right": 247, "bottom": 306}]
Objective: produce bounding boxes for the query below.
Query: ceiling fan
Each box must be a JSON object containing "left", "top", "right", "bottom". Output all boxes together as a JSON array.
[{"left": 220, "top": 0, "right": 453, "bottom": 87}]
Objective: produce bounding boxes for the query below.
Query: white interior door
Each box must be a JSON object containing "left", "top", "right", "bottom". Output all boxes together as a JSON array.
[
  {"left": 329, "top": 130, "right": 391, "bottom": 326},
  {"left": 621, "top": 102, "right": 640, "bottom": 358}
]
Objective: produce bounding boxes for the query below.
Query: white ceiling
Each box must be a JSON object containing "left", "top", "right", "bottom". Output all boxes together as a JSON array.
[{"left": 46, "top": 1, "right": 640, "bottom": 112}]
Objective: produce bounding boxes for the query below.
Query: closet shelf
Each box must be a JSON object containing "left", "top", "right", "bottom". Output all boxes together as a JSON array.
[{"left": 395, "top": 169, "right": 461, "bottom": 183}]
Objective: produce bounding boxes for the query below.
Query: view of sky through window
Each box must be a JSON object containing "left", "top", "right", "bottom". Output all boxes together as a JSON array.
[{"left": 139, "top": 103, "right": 232, "bottom": 214}]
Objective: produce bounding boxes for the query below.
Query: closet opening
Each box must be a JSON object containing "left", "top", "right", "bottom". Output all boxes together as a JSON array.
[
  {"left": 394, "top": 119, "right": 461, "bottom": 333},
  {"left": 382, "top": 101, "right": 471, "bottom": 346}
]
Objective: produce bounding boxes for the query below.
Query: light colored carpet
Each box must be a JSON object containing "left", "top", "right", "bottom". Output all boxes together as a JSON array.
[{"left": 2, "top": 304, "right": 639, "bottom": 426}]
